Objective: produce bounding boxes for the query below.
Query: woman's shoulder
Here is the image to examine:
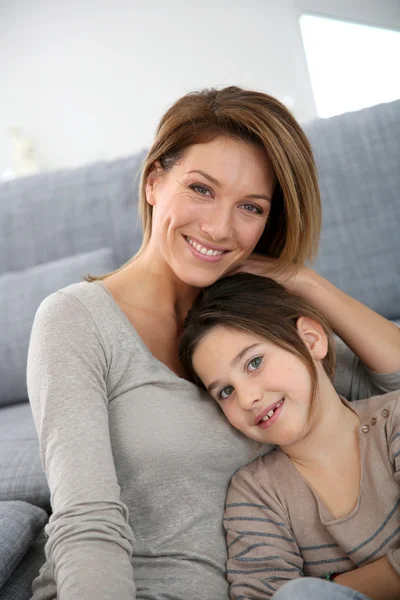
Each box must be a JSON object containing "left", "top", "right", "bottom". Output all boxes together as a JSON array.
[{"left": 36, "top": 280, "right": 124, "bottom": 337}]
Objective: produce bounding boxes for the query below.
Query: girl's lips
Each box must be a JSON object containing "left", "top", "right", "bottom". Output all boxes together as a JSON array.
[
  {"left": 184, "top": 235, "right": 227, "bottom": 263},
  {"left": 257, "top": 399, "right": 285, "bottom": 430}
]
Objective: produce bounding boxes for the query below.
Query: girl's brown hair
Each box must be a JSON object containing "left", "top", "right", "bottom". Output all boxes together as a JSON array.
[
  {"left": 87, "top": 86, "right": 321, "bottom": 282},
  {"left": 179, "top": 273, "right": 336, "bottom": 408}
]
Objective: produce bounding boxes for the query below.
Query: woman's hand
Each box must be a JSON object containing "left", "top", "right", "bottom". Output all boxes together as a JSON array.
[
  {"left": 229, "top": 253, "right": 400, "bottom": 374},
  {"left": 228, "top": 253, "right": 312, "bottom": 295}
]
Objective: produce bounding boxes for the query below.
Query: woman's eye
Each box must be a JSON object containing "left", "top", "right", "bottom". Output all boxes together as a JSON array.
[
  {"left": 219, "top": 385, "right": 234, "bottom": 400},
  {"left": 240, "top": 203, "right": 263, "bottom": 214},
  {"left": 189, "top": 183, "right": 212, "bottom": 196},
  {"left": 248, "top": 357, "right": 262, "bottom": 372}
]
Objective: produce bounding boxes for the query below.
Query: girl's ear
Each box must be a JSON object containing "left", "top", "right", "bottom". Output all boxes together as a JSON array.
[
  {"left": 296, "top": 316, "right": 328, "bottom": 361},
  {"left": 145, "top": 161, "right": 163, "bottom": 207}
]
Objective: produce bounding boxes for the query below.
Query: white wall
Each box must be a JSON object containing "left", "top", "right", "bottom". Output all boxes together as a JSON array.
[{"left": 0, "top": 0, "right": 399, "bottom": 174}]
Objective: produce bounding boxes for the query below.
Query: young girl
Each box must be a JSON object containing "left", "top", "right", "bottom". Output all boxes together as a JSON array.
[{"left": 179, "top": 273, "right": 400, "bottom": 600}]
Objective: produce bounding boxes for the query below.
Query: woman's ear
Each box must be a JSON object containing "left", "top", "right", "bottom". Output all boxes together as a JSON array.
[
  {"left": 145, "top": 161, "right": 163, "bottom": 207},
  {"left": 296, "top": 316, "right": 328, "bottom": 361}
]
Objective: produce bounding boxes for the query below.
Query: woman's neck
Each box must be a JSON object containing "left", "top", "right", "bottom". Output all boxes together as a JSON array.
[
  {"left": 108, "top": 247, "right": 200, "bottom": 326},
  {"left": 280, "top": 381, "right": 361, "bottom": 471}
]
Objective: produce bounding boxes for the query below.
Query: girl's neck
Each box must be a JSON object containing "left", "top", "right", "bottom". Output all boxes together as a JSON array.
[{"left": 280, "top": 384, "right": 361, "bottom": 471}]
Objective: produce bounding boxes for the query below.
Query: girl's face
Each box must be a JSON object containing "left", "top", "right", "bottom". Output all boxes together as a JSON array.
[
  {"left": 145, "top": 136, "right": 276, "bottom": 289},
  {"left": 192, "top": 325, "right": 320, "bottom": 447}
]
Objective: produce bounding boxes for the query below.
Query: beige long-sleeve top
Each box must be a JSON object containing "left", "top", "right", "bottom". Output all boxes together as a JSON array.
[{"left": 225, "top": 390, "right": 400, "bottom": 599}]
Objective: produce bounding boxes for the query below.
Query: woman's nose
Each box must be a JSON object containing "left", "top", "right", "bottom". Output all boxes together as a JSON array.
[{"left": 200, "top": 205, "right": 233, "bottom": 242}]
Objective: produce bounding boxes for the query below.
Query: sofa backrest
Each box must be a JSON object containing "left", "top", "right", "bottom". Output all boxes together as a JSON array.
[
  {"left": 0, "top": 150, "right": 145, "bottom": 406},
  {"left": 0, "top": 150, "right": 146, "bottom": 275},
  {"left": 304, "top": 99, "right": 400, "bottom": 320}
]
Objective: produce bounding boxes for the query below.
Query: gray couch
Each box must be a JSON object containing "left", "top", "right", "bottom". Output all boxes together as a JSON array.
[{"left": 0, "top": 100, "right": 399, "bottom": 599}]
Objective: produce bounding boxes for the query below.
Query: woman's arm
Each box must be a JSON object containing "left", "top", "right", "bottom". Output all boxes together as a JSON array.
[
  {"left": 28, "top": 291, "right": 136, "bottom": 599},
  {"left": 292, "top": 268, "right": 400, "bottom": 374},
  {"left": 234, "top": 256, "right": 400, "bottom": 383}
]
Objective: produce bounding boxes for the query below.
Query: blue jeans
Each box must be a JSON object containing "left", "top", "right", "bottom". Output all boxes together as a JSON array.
[{"left": 272, "top": 578, "right": 371, "bottom": 599}]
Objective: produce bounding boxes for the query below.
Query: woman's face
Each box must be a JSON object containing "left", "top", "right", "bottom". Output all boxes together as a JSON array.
[{"left": 145, "top": 136, "right": 276, "bottom": 288}]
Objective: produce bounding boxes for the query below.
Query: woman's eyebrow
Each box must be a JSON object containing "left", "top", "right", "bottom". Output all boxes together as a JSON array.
[
  {"left": 206, "top": 343, "right": 263, "bottom": 394},
  {"left": 187, "top": 170, "right": 272, "bottom": 202},
  {"left": 187, "top": 169, "right": 220, "bottom": 186}
]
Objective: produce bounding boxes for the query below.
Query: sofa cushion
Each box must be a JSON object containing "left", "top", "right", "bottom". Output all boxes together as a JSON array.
[
  {"left": 0, "top": 403, "right": 49, "bottom": 510},
  {"left": 0, "top": 151, "right": 146, "bottom": 276},
  {"left": 304, "top": 99, "right": 400, "bottom": 320},
  {"left": 0, "top": 527, "right": 46, "bottom": 600},
  {"left": 0, "top": 501, "right": 47, "bottom": 590},
  {"left": 0, "top": 247, "right": 116, "bottom": 406}
]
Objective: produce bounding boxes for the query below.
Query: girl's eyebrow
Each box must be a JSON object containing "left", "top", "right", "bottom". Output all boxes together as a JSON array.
[
  {"left": 206, "top": 343, "right": 263, "bottom": 394},
  {"left": 187, "top": 170, "right": 272, "bottom": 203}
]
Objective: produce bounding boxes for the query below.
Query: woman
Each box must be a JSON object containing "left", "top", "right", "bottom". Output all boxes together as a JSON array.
[{"left": 27, "top": 86, "right": 400, "bottom": 599}]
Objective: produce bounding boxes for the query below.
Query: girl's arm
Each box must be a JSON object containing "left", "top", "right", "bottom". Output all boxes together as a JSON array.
[
  {"left": 334, "top": 556, "right": 400, "bottom": 600},
  {"left": 333, "top": 399, "right": 400, "bottom": 600},
  {"left": 225, "top": 466, "right": 303, "bottom": 599}
]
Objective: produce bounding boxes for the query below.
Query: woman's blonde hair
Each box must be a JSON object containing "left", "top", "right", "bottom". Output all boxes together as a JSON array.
[{"left": 87, "top": 86, "right": 321, "bottom": 281}]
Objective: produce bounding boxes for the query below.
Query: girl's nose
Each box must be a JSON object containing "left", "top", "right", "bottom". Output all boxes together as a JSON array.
[{"left": 237, "top": 385, "right": 262, "bottom": 411}]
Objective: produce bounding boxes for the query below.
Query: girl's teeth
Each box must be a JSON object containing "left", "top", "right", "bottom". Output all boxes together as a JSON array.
[{"left": 260, "top": 399, "right": 284, "bottom": 423}]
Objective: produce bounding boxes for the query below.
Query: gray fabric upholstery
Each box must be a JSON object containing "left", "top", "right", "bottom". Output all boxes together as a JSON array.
[
  {"left": 0, "top": 528, "right": 45, "bottom": 600},
  {"left": 0, "top": 403, "right": 49, "bottom": 510},
  {"left": 305, "top": 100, "right": 400, "bottom": 320},
  {"left": 0, "top": 247, "right": 116, "bottom": 406},
  {"left": 0, "top": 152, "right": 145, "bottom": 276},
  {"left": 0, "top": 502, "right": 47, "bottom": 590}
]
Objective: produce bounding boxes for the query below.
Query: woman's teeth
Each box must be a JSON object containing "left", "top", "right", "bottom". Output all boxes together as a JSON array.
[
  {"left": 261, "top": 399, "right": 284, "bottom": 422},
  {"left": 186, "top": 236, "right": 224, "bottom": 256}
]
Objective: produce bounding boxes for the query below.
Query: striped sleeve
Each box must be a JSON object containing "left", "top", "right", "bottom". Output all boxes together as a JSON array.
[
  {"left": 224, "top": 466, "right": 303, "bottom": 599},
  {"left": 388, "top": 394, "right": 400, "bottom": 576}
]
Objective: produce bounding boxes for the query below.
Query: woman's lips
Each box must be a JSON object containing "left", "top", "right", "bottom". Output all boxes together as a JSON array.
[{"left": 184, "top": 235, "right": 228, "bottom": 263}]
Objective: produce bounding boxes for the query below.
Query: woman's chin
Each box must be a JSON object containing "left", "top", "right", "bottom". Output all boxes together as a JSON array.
[{"left": 172, "top": 260, "right": 227, "bottom": 289}]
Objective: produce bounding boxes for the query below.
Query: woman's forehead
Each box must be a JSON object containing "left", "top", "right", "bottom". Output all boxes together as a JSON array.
[{"left": 176, "top": 137, "right": 276, "bottom": 191}]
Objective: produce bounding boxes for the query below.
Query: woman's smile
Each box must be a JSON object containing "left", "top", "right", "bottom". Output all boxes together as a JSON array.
[{"left": 184, "top": 235, "right": 230, "bottom": 262}]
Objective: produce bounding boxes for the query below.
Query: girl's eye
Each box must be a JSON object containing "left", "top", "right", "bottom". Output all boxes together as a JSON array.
[
  {"left": 248, "top": 356, "right": 262, "bottom": 372},
  {"left": 219, "top": 385, "right": 234, "bottom": 400},
  {"left": 239, "top": 203, "right": 263, "bottom": 215},
  {"left": 189, "top": 183, "right": 212, "bottom": 196}
]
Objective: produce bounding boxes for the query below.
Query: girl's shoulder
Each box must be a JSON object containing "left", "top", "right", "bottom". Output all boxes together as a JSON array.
[
  {"left": 230, "top": 447, "right": 293, "bottom": 496},
  {"left": 350, "top": 389, "right": 400, "bottom": 425}
]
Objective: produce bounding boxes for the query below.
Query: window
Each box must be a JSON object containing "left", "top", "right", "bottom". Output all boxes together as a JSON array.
[{"left": 300, "top": 14, "right": 400, "bottom": 118}]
